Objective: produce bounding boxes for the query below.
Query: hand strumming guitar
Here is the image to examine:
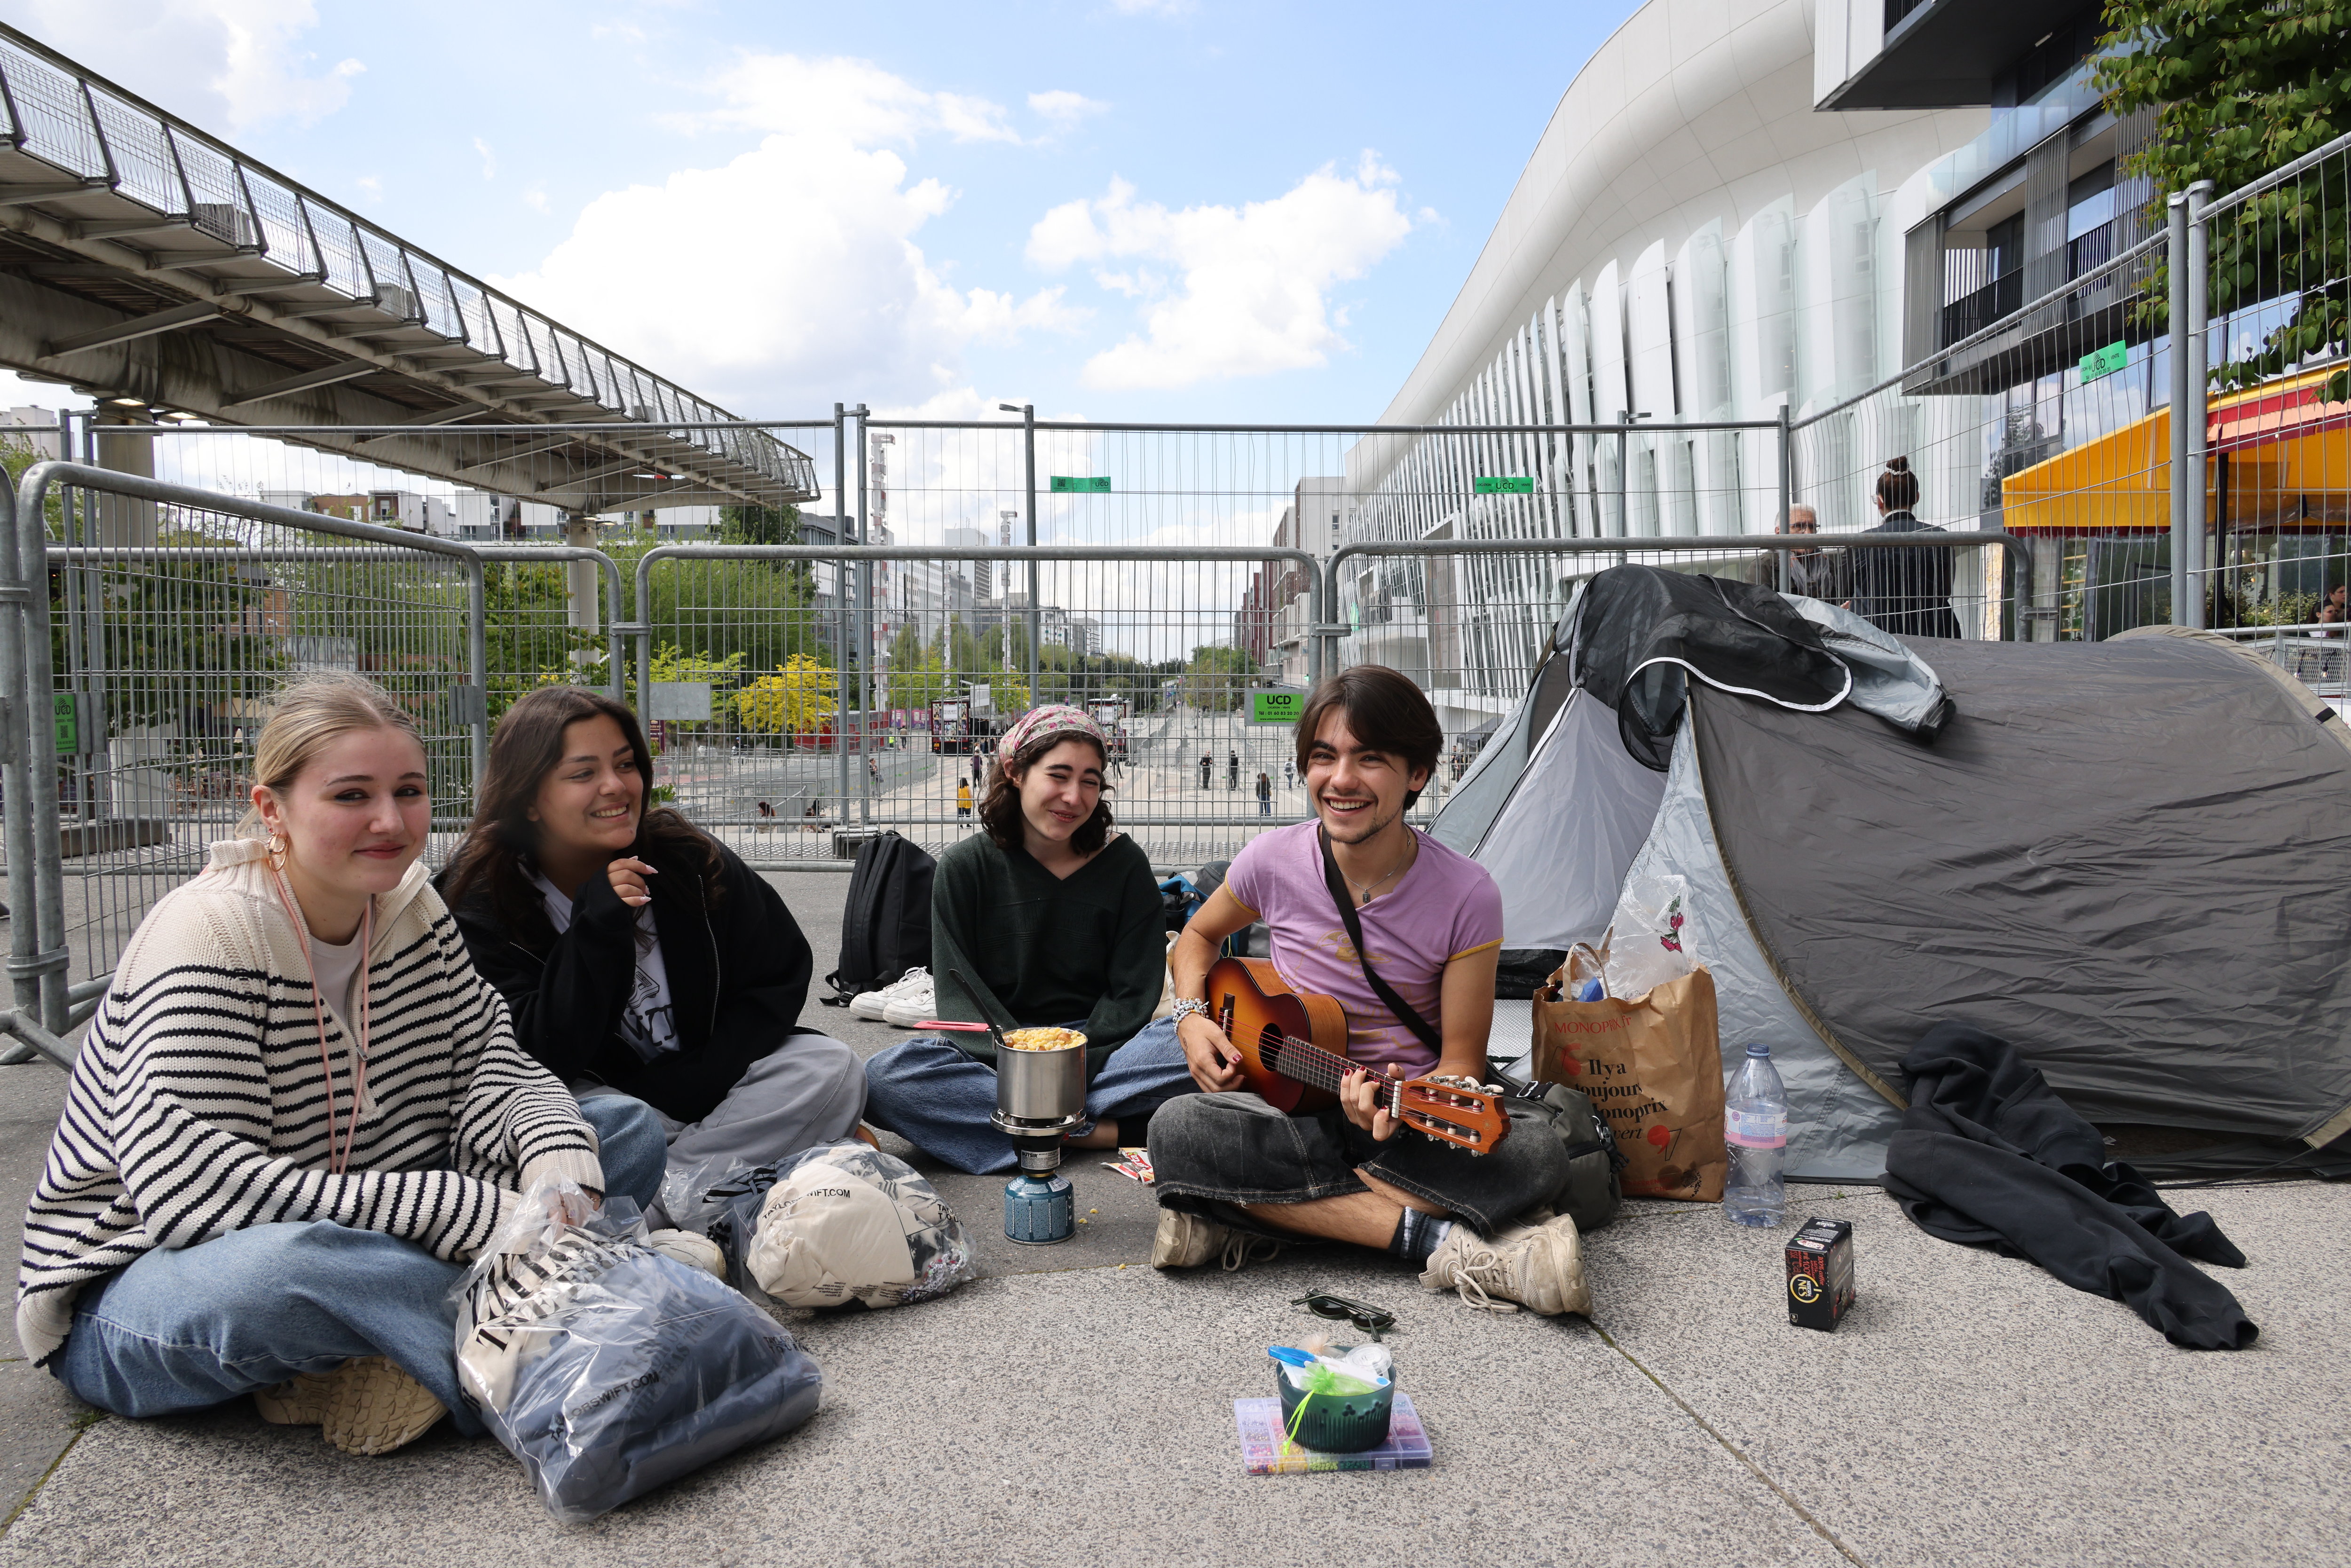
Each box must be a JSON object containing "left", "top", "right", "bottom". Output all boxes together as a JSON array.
[{"left": 1176, "top": 1011, "right": 1245, "bottom": 1093}]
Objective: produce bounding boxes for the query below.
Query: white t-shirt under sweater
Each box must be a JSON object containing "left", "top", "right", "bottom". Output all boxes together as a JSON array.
[
  {"left": 306, "top": 926, "right": 367, "bottom": 1035},
  {"left": 530, "top": 871, "right": 681, "bottom": 1063}
]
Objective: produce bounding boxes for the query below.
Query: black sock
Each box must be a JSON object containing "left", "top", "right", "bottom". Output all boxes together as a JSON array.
[{"left": 1388, "top": 1209, "right": 1454, "bottom": 1266}]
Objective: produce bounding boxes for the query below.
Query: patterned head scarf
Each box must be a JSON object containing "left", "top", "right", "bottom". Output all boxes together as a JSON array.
[{"left": 995, "top": 703, "right": 1106, "bottom": 769}]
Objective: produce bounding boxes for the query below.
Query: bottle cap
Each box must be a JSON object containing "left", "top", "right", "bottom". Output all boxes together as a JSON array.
[{"left": 1744, "top": 1042, "right": 1770, "bottom": 1057}]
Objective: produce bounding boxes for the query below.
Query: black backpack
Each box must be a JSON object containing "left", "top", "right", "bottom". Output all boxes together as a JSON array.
[{"left": 820, "top": 831, "right": 936, "bottom": 1007}]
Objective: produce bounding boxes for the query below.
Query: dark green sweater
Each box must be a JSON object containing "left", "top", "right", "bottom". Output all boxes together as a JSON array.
[{"left": 931, "top": 832, "right": 1165, "bottom": 1080}]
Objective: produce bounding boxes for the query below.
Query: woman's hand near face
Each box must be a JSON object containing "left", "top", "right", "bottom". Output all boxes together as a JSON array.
[{"left": 606, "top": 856, "right": 656, "bottom": 907}]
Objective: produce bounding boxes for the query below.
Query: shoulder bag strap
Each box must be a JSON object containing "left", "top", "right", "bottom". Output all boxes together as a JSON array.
[{"left": 1317, "top": 826, "right": 1443, "bottom": 1056}]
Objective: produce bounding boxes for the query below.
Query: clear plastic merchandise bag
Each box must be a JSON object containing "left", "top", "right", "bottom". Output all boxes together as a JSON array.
[
  {"left": 701, "top": 1141, "right": 978, "bottom": 1311},
  {"left": 1602, "top": 874, "right": 1696, "bottom": 1001},
  {"left": 454, "top": 1180, "right": 823, "bottom": 1524}
]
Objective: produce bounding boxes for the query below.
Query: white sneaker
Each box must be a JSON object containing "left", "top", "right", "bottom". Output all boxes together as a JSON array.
[
  {"left": 881, "top": 973, "right": 939, "bottom": 1028},
  {"left": 645, "top": 1227, "right": 727, "bottom": 1280},
  {"left": 1419, "top": 1213, "right": 1590, "bottom": 1316},
  {"left": 852, "top": 966, "right": 930, "bottom": 1021}
]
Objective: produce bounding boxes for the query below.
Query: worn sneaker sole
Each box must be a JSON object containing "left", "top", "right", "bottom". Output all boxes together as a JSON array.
[
  {"left": 849, "top": 993, "right": 894, "bottom": 1019},
  {"left": 319, "top": 1356, "right": 447, "bottom": 1457},
  {"left": 252, "top": 1370, "right": 337, "bottom": 1426},
  {"left": 881, "top": 998, "right": 938, "bottom": 1027}
]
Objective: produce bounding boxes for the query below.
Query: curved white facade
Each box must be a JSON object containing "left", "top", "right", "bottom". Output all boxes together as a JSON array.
[
  {"left": 1376, "top": 0, "right": 1980, "bottom": 437},
  {"left": 1340, "top": 0, "right": 1996, "bottom": 718}
]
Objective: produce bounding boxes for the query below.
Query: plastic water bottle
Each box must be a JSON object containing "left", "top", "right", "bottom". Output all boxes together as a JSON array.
[{"left": 1723, "top": 1043, "right": 1788, "bottom": 1228}]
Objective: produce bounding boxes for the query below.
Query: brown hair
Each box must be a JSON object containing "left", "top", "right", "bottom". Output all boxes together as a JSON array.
[
  {"left": 1294, "top": 665, "right": 1443, "bottom": 810},
  {"left": 1877, "top": 456, "right": 1920, "bottom": 512},
  {"left": 980, "top": 730, "right": 1113, "bottom": 856},
  {"left": 440, "top": 685, "right": 722, "bottom": 938},
  {"left": 239, "top": 672, "right": 422, "bottom": 837}
]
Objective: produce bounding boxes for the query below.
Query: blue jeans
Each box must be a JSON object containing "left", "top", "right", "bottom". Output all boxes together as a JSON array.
[
  {"left": 57, "top": 1221, "right": 485, "bottom": 1434},
  {"left": 863, "top": 1016, "right": 1197, "bottom": 1174},
  {"left": 53, "top": 1100, "right": 669, "bottom": 1433}
]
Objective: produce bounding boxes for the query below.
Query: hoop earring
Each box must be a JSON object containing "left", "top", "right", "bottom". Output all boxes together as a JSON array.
[{"left": 266, "top": 831, "right": 287, "bottom": 863}]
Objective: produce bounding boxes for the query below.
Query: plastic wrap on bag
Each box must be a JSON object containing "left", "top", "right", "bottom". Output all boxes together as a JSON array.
[
  {"left": 1602, "top": 874, "right": 1695, "bottom": 1000},
  {"left": 454, "top": 1181, "right": 822, "bottom": 1524},
  {"left": 698, "top": 1142, "right": 977, "bottom": 1310}
]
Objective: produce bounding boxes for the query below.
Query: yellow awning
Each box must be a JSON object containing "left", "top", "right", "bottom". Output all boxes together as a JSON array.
[{"left": 2001, "top": 365, "right": 2349, "bottom": 532}]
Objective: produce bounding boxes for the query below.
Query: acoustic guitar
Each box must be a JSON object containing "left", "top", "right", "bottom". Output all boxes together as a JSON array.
[{"left": 1204, "top": 956, "right": 1510, "bottom": 1154}]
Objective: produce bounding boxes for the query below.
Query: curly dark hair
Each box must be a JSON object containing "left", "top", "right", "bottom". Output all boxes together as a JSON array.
[
  {"left": 979, "top": 729, "right": 1113, "bottom": 856},
  {"left": 440, "top": 686, "right": 723, "bottom": 942},
  {"left": 1294, "top": 665, "right": 1444, "bottom": 810}
]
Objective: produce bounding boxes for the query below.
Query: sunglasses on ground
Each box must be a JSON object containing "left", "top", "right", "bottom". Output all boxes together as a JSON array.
[{"left": 1291, "top": 1291, "right": 1396, "bottom": 1340}]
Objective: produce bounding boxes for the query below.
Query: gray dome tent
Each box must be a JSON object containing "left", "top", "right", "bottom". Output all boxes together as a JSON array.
[{"left": 1435, "top": 566, "right": 2351, "bottom": 1182}]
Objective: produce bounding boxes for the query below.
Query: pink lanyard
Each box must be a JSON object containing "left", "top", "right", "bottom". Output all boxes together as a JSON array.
[{"left": 268, "top": 861, "right": 371, "bottom": 1175}]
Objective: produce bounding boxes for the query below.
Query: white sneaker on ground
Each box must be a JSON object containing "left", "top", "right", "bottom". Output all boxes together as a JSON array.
[
  {"left": 1419, "top": 1213, "right": 1591, "bottom": 1316},
  {"left": 645, "top": 1228, "right": 727, "bottom": 1279},
  {"left": 851, "top": 966, "right": 931, "bottom": 1021},
  {"left": 1150, "top": 1209, "right": 1281, "bottom": 1272},
  {"left": 881, "top": 973, "right": 939, "bottom": 1027},
  {"left": 257, "top": 1355, "right": 447, "bottom": 1456}
]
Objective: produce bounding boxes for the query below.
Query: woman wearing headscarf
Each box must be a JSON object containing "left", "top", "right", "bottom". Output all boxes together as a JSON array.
[{"left": 861, "top": 705, "right": 1194, "bottom": 1173}]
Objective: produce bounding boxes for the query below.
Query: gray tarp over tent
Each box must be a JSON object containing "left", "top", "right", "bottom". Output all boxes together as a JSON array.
[{"left": 1437, "top": 568, "right": 2351, "bottom": 1181}]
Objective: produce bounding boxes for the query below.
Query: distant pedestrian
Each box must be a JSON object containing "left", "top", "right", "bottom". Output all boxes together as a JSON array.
[
  {"left": 956, "top": 779, "right": 974, "bottom": 827},
  {"left": 1227, "top": 749, "right": 1239, "bottom": 790},
  {"left": 756, "top": 799, "right": 774, "bottom": 836},
  {"left": 971, "top": 752, "right": 985, "bottom": 786},
  {"left": 1848, "top": 458, "right": 1958, "bottom": 638},
  {"left": 1199, "top": 753, "right": 1212, "bottom": 789},
  {"left": 1284, "top": 759, "right": 1294, "bottom": 789},
  {"left": 1255, "top": 771, "right": 1271, "bottom": 817}
]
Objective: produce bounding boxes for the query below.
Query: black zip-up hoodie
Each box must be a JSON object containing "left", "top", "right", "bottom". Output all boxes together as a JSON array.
[{"left": 439, "top": 839, "right": 815, "bottom": 1126}]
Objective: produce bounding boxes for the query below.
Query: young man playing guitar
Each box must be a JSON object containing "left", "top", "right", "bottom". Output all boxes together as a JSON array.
[{"left": 1150, "top": 666, "right": 1589, "bottom": 1315}]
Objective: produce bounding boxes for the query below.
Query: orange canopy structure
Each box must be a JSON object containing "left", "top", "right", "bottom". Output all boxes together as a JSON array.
[{"left": 2002, "top": 365, "right": 2351, "bottom": 532}]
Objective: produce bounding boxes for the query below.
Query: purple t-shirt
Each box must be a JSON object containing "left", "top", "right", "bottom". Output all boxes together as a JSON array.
[{"left": 1223, "top": 822, "right": 1503, "bottom": 1077}]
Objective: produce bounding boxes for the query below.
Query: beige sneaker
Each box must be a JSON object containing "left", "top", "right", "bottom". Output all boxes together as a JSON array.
[
  {"left": 252, "top": 1369, "right": 337, "bottom": 1426},
  {"left": 1420, "top": 1213, "right": 1591, "bottom": 1316},
  {"left": 1151, "top": 1209, "right": 1281, "bottom": 1271},
  {"left": 260, "top": 1357, "right": 446, "bottom": 1456},
  {"left": 646, "top": 1227, "right": 727, "bottom": 1279}
]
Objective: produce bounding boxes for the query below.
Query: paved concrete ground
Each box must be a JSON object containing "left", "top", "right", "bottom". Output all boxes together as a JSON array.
[{"left": 2, "top": 876, "right": 2347, "bottom": 1565}]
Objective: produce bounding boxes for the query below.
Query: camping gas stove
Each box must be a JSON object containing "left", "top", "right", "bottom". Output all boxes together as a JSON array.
[{"left": 990, "top": 1032, "right": 1088, "bottom": 1244}]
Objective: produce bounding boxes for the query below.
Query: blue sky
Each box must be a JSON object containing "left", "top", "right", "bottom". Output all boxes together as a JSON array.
[{"left": 2, "top": 0, "right": 1644, "bottom": 424}]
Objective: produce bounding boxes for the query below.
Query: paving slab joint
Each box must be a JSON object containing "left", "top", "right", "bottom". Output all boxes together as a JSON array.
[
  {"left": 0, "top": 1409, "right": 105, "bottom": 1540},
  {"left": 1590, "top": 1323, "right": 1871, "bottom": 1568}
]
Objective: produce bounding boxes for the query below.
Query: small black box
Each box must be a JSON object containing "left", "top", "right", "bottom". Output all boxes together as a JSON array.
[{"left": 1784, "top": 1217, "right": 1855, "bottom": 1332}]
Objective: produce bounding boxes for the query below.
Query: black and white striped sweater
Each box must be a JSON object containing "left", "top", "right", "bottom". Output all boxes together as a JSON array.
[{"left": 15, "top": 838, "right": 605, "bottom": 1364}]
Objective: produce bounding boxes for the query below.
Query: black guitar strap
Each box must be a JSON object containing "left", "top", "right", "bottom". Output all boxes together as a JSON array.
[{"left": 1318, "top": 826, "right": 1443, "bottom": 1056}]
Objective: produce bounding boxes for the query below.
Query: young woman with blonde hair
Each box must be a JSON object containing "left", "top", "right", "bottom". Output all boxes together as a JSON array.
[{"left": 15, "top": 674, "right": 666, "bottom": 1457}]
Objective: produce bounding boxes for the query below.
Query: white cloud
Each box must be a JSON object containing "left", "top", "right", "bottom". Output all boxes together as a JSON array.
[
  {"left": 352, "top": 174, "right": 381, "bottom": 202},
  {"left": 473, "top": 137, "right": 496, "bottom": 181},
  {"left": 676, "top": 54, "right": 1022, "bottom": 145},
  {"left": 1027, "top": 153, "right": 1413, "bottom": 389},
  {"left": 495, "top": 55, "right": 1076, "bottom": 414},
  {"left": 8, "top": 0, "right": 362, "bottom": 131},
  {"left": 1112, "top": 0, "right": 1195, "bottom": 14},
  {"left": 1028, "top": 90, "right": 1107, "bottom": 128},
  {"left": 521, "top": 184, "right": 550, "bottom": 214}
]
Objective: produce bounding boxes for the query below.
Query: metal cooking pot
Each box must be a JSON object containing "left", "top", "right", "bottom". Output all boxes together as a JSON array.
[{"left": 995, "top": 1031, "right": 1088, "bottom": 1124}]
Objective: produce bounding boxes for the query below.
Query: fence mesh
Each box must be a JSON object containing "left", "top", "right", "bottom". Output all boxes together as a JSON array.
[{"left": 44, "top": 479, "right": 476, "bottom": 985}]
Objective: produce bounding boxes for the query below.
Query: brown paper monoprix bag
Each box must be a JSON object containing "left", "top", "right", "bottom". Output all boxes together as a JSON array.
[{"left": 1531, "top": 941, "right": 1728, "bottom": 1202}]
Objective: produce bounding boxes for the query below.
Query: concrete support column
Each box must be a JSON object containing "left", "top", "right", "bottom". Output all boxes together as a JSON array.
[
  {"left": 93, "top": 407, "right": 158, "bottom": 547},
  {"left": 561, "top": 510, "right": 601, "bottom": 674}
]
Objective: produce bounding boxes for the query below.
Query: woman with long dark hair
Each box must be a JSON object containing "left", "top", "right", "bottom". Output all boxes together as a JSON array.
[
  {"left": 861, "top": 705, "right": 1191, "bottom": 1174},
  {"left": 438, "top": 686, "right": 863, "bottom": 1217}
]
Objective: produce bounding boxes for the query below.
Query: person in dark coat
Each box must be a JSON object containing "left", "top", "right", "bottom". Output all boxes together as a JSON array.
[
  {"left": 1847, "top": 457, "right": 1961, "bottom": 638},
  {"left": 438, "top": 687, "right": 864, "bottom": 1221}
]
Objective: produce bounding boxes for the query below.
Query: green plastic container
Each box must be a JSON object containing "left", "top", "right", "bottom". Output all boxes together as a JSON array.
[{"left": 1274, "top": 1349, "right": 1396, "bottom": 1453}]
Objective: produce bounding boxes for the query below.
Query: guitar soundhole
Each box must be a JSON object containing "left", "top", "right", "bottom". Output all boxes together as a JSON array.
[{"left": 1258, "top": 1024, "right": 1286, "bottom": 1071}]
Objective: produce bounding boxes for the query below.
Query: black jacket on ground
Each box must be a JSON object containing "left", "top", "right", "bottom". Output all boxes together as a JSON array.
[
  {"left": 1883, "top": 1022, "right": 2256, "bottom": 1350},
  {"left": 441, "top": 839, "right": 814, "bottom": 1125}
]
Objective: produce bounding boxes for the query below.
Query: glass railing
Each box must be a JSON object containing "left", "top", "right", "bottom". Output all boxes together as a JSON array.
[{"left": 1925, "top": 58, "right": 2109, "bottom": 207}]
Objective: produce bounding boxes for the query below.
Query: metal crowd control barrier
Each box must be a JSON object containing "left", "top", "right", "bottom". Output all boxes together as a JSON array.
[
  {"left": 2, "top": 463, "right": 491, "bottom": 1064},
  {"left": 630, "top": 543, "right": 1326, "bottom": 870}
]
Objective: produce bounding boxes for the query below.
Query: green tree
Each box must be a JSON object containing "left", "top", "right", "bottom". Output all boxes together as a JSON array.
[
  {"left": 1182, "top": 643, "right": 1256, "bottom": 711},
  {"left": 718, "top": 502, "right": 800, "bottom": 546},
  {"left": 2095, "top": 0, "right": 2351, "bottom": 398}
]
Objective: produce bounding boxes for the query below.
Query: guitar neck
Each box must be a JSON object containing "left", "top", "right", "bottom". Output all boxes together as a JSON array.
[{"left": 1271, "top": 1033, "right": 1398, "bottom": 1107}]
